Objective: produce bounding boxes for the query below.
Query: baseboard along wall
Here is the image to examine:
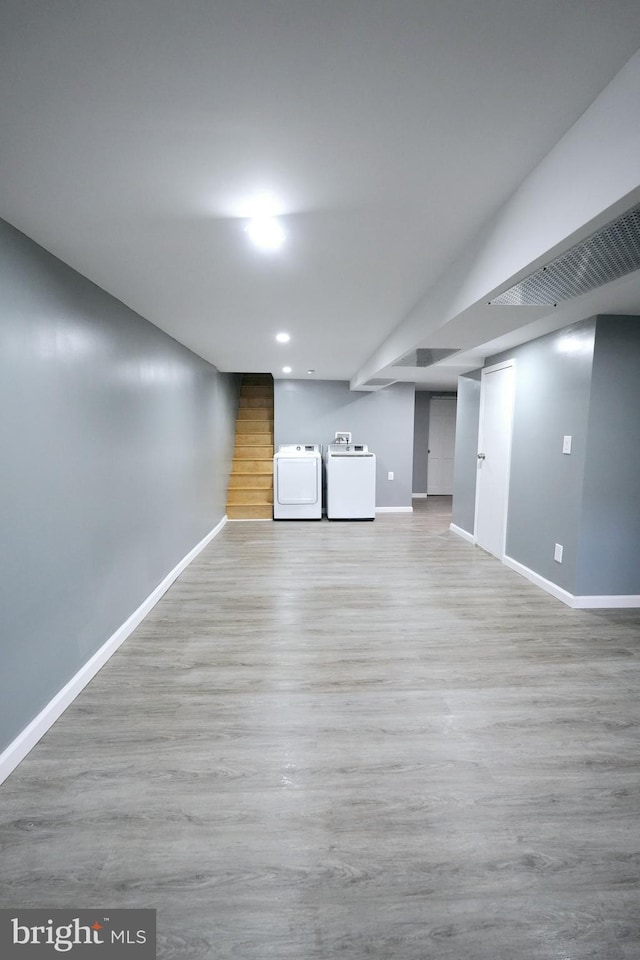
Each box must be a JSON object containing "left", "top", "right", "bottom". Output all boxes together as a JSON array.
[
  {"left": 449, "top": 524, "right": 640, "bottom": 610},
  {"left": 449, "top": 523, "right": 476, "bottom": 544},
  {"left": 0, "top": 516, "right": 228, "bottom": 787}
]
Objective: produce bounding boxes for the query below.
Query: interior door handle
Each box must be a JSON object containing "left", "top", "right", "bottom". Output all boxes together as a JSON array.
[{"left": 477, "top": 452, "right": 486, "bottom": 460}]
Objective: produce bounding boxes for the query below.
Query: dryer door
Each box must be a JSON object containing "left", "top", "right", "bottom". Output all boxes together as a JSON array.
[{"left": 276, "top": 457, "right": 319, "bottom": 504}]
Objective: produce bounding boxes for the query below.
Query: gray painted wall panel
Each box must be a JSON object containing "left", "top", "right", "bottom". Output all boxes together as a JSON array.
[
  {"left": 454, "top": 317, "right": 640, "bottom": 599},
  {"left": 0, "top": 219, "right": 240, "bottom": 752},
  {"left": 451, "top": 373, "right": 481, "bottom": 534},
  {"left": 576, "top": 316, "right": 640, "bottom": 595},
  {"left": 274, "top": 380, "right": 415, "bottom": 508},
  {"left": 488, "top": 321, "right": 595, "bottom": 591},
  {"left": 412, "top": 392, "right": 430, "bottom": 494}
]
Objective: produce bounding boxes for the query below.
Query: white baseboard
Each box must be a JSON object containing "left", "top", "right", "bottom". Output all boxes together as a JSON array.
[
  {"left": 412, "top": 493, "right": 427, "bottom": 499},
  {"left": 569, "top": 594, "right": 640, "bottom": 609},
  {"left": 376, "top": 506, "right": 413, "bottom": 513},
  {"left": 449, "top": 523, "right": 476, "bottom": 545},
  {"left": 503, "top": 555, "right": 575, "bottom": 606},
  {"left": 0, "top": 516, "right": 228, "bottom": 787},
  {"left": 503, "top": 555, "right": 640, "bottom": 609}
]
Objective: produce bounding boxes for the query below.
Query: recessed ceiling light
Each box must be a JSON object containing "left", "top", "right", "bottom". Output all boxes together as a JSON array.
[
  {"left": 282, "top": 366, "right": 292, "bottom": 374},
  {"left": 276, "top": 332, "right": 290, "bottom": 343},
  {"left": 307, "top": 369, "right": 315, "bottom": 374},
  {"left": 245, "top": 216, "right": 285, "bottom": 252},
  {"left": 237, "top": 192, "right": 281, "bottom": 219}
]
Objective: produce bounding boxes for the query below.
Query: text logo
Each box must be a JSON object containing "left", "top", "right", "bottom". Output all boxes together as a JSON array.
[{"left": 0, "top": 910, "right": 156, "bottom": 958}]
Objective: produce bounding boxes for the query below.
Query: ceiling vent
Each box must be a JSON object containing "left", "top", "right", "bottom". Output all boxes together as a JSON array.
[
  {"left": 393, "top": 348, "right": 458, "bottom": 367},
  {"left": 489, "top": 201, "right": 640, "bottom": 306},
  {"left": 356, "top": 378, "right": 398, "bottom": 392}
]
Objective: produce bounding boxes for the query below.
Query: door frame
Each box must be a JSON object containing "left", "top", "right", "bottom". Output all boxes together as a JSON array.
[{"left": 473, "top": 358, "right": 516, "bottom": 558}]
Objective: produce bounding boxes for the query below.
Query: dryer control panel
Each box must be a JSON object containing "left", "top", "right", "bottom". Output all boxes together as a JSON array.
[
  {"left": 327, "top": 443, "right": 372, "bottom": 456},
  {"left": 277, "top": 444, "right": 321, "bottom": 455}
]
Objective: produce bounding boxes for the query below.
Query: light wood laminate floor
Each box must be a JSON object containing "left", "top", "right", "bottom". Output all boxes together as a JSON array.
[{"left": 2, "top": 498, "right": 640, "bottom": 959}]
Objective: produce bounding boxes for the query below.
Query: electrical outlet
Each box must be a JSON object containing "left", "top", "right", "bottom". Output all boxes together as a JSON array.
[
  {"left": 554, "top": 543, "right": 563, "bottom": 563},
  {"left": 388, "top": 471, "right": 394, "bottom": 481}
]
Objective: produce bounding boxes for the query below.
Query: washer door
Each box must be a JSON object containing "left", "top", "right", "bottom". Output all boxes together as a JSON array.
[{"left": 276, "top": 457, "right": 319, "bottom": 504}]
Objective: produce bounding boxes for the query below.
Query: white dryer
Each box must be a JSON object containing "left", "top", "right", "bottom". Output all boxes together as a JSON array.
[
  {"left": 273, "top": 444, "right": 322, "bottom": 519},
  {"left": 325, "top": 443, "right": 376, "bottom": 519}
]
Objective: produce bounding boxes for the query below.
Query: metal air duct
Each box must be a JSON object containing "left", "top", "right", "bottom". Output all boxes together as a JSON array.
[{"left": 489, "top": 201, "right": 640, "bottom": 306}]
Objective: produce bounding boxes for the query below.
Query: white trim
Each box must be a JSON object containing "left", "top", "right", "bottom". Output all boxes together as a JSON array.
[
  {"left": 503, "top": 555, "right": 640, "bottom": 609},
  {"left": 570, "top": 594, "right": 640, "bottom": 609},
  {"left": 479, "top": 358, "right": 516, "bottom": 375},
  {"left": 449, "top": 523, "right": 476, "bottom": 544},
  {"left": 474, "top": 358, "right": 516, "bottom": 558},
  {"left": 0, "top": 516, "right": 228, "bottom": 787},
  {"left": 503, "top": 555, "right": 575, "bottom": 606},
  {"left": 412, "top": 493, "right": 428, "bottom": 499},
  {"left": 375, "top": 506, "right": 413, "bottom": 513}
]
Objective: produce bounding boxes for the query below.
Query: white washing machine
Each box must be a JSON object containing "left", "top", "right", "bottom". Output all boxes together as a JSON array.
[
  {"left": 273, "top": 444, "right": 322, "bottom": 519},
  {"left": 325, "top": 443, "right": 376, "bottom": 519}
]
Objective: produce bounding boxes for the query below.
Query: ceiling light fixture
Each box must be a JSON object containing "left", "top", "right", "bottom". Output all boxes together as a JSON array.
[
  {"left": 282, "top": 366, "right": 292, "bottom": 374},
  {"left": 245, "top": 216, "right": 285, "bottom": 252},
  {"left": 307, "top": 369, "right": 315, "bottom": 374},
  {"left": 276, "top": 332, "right": 290, "bottom": 343}
]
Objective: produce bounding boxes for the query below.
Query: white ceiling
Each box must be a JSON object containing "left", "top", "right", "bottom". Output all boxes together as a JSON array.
[{"left": 1, "top": 1, "right": 640, "bottom": 389}]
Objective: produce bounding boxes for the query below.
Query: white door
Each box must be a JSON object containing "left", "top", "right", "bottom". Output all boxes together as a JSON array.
[
  {"left": 276, "top": 457, "right": 319, "bottom": 504},
  {"left": 474, "top": 361, "right": 516, "bottom": 559},
  {"left": 427, "top": 397, "right": 457, "bottom": 495}
]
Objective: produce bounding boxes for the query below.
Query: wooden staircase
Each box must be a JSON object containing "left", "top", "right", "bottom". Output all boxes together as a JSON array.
[{"left": 226, "top": 374, "right": 274, "bottom": 520}]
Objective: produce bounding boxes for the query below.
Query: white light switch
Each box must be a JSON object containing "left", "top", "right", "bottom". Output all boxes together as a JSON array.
[
  {"left": 562, "top": 435, "right": 572, "bottom": 454},
  {"left": 554, "top": 543, "right": 563, "bottom": 563},
  {"left": 388, "top": 471, "right": 394, "bottom": 481}
]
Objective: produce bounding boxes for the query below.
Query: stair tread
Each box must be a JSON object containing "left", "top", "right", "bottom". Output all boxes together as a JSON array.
[
  {"left": 233, "top": 453, "right": 273, "bottom": 461},
  {"left": 235, "top": 438, "right": 274, "bottom": 446}
]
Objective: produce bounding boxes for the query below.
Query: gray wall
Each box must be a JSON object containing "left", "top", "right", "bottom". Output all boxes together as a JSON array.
[
  {"left": 412, "top": 391, "right": 430, "bottom": 494},
  {"left": 454, "top": 316, "right": 640, "bottom": 597},
  {"left": 274, "top": 380, "right": 416, "bottom": 508},
  {"left": 576, "top": 316, "right": 640, "bottom": 595},
  {"left": 0, "top": 219, "right": 240, "bottom": 753},
  {"left": 451, "top": 372, "right": 481, "bottom": 534},
  {"left": 491, "top": 320, "right": 596, "bottom": 592}
]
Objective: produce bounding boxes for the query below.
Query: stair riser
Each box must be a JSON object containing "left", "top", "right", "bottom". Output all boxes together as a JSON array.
[
  {"left": 227, "top": 504, "right": 272, "bottom": 520},
  {"left": 227, "top": 489, "right": 273, "bottom": 505},
  {"left": 237, "top": 407, "right": 272, "bottom": 420},
  {"left": 239, "top": 397, "right": 273, "bottom": 409},
  {"left": 233, "top": 447, "right": 273, "bottom": 460},
  {"left": 232, "top": 460, "right": 273, "bottom": 474},
  {"left": 235, "top": 434, "right": 273, "bottom": 447},
  {"left": 236, "top": 420, "right": 273, "bottom": 437},
  {"left": 240, "top": 385, "right": 272, "bottom": 399},
  {"left": 228, "top": 475, "right": 273, "bottom": 489}
]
